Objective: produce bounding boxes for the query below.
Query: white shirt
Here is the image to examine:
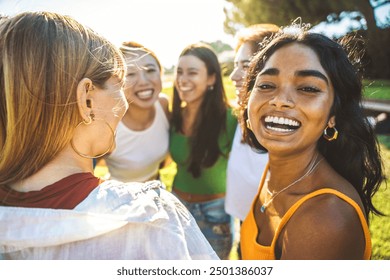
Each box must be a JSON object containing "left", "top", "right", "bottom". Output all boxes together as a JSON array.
[
  {"left": 0, "top": 180, "right": 218, "bottom": 260},
  {"left": 104, "top": 101, "right": 169, "bottom": 182},
  {"left": 226, "top": 125, "right": 268, "bottom": 221}
]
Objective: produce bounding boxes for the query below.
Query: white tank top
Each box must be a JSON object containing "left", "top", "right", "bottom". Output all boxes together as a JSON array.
[
  {"left": 104, "top": 101, "right": 169, "bottom": 182},
  {"left": 225, "top": 125, "right": 268, "bottom": 220}
]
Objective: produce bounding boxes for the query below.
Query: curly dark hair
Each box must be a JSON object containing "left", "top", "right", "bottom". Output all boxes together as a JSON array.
[{"left": 239, "top": 26, "right": 385, "bottom": 217}]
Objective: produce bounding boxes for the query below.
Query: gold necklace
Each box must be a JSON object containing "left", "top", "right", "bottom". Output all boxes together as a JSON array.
[{"left": 260, "top": 155, "right": 323, "bottom": 213}]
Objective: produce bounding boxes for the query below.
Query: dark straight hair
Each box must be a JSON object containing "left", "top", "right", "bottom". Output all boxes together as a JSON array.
[{"left": 172, "top": 43, "right": 230, "bottom": 178}]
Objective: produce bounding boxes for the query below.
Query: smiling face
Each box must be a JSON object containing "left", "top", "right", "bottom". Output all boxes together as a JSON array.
[
  {"left": 175, "top": 54, "right": 214, "bottom": 105},
  {"left": 247, "top": 43, "right": 335, "bottom": 156},
  {"left": 124, "top": 50, "right": 162, "bottom": 109},
  {"left": 230, "top": 42, "right": 254, "bottom": 100}
]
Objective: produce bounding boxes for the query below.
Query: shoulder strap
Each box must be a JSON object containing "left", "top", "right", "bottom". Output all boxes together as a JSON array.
[{"left": 271, "top": 188, "right": 371, "bottom": 259}]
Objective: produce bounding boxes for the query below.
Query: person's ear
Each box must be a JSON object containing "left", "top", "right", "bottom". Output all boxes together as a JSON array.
[
  {"left": 327, "top": 116, "right": 336, "bottom": 128},
  {"left": 207, "top": 73, "right": 216, "bottom": 87},
  {"left": 76, "top": 78, "right": 94, "bottom": 121}
]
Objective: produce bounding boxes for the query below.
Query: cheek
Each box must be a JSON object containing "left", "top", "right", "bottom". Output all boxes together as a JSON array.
[
  {"left": 111, "top": 91, "right": 128, "bottom": 117},
  {"left": 153, "top": 75, "right": 162, "bottom": 92},
  {"left": 304, "top": 98, "right": 333, "bottom": 123},
  {"left": 248, "top": 93, "right": 263, "bottom": 116},
  {"left": 124, "top": 78, "right": 137, "bottom": 92},
  {"left": 247, "top": 96, "right": 260, "bottom": 127}
]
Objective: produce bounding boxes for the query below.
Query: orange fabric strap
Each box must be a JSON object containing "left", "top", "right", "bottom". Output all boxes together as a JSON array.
[
  {"left": 241, "top": 163, "right": 371, "bottom": 260},
  {"left": 271, "top": 188, "right": 372, "bottom": 260}
]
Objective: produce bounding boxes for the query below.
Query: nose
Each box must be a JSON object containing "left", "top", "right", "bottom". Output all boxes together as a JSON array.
[
  {"left": 177, "top": 74, "right": 188, "bottom": 85},
  {"left": 269, "top": 87, "right": 295, "bottom": 109},
  {"left": 230, "top": 67, "right": 243, "bottom": 83},
  {"left": 139, "top": 69, "right": 149, "bottom": 83}
]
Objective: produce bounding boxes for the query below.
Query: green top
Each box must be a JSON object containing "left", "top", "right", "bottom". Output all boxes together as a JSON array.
[{"left": 169, "top": 108, "right": 237, "bottom": 195}]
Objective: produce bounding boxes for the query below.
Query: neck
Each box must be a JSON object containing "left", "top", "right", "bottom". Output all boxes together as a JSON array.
[
  {"left": 122, "top": 104, "right": 156, "bottom": 131},
  {"left": 181, "top": 101, "right": 202, "bottom": 135},
  {"left": 10, "top": 146, "right": 93, "bottom": 192},
  {"left": 268, "top": 151, "right": 321, "bottom": 193}
]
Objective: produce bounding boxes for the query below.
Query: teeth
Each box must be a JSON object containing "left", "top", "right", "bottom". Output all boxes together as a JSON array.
[
  {"left": 265, "top": 116, "right": 300, "bottom": 127},
  {"left": 266, "top": 125, "right": 295, "bottom": 132},
  {"left": 180, "top": 86, "right": 192, "bottom": 92},
  {"left": 137, "top": 90, "right": 153, "bottom": 99}
]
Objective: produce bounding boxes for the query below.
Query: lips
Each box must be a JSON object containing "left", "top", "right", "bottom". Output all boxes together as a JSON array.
[
  {"left": 179, "top": 86, "right": 193, "bottom": 92},
  {"left": 136, "top": 89, "right": 154, "bottom": 100},
  {"left": 264, "top": 115, "right": 301, "bottom": 132}
]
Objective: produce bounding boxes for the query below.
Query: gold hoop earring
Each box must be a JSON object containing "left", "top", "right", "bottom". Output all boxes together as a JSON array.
[
  {"left": 246, "top": 119, "right": 252, "bottom": 130},
  {"left": 323, "top": 126, "right": 338, "bottom": 141},
  {"left": 71, "top": 118, "right": 115, "bottom": 159},
  {"left": 83, "top": 115, "right": 92, "bottom": 125}
]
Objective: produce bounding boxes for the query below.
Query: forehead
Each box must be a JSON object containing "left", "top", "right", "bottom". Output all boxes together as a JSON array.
[
  {"left": 235, "top": 42, "right": 254, "bottom": 62},
  {"left": 177, "top": 54, "right": 207, "bottom": 69},
  {"left": 124, "top": 50, "right": 158, "bottom": 67},
  {"left": 264, "top": 43, "right": 325, "bottom": 73}
]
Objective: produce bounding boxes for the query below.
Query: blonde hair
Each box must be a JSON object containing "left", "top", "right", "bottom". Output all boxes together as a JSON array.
[
  {"left": 120, "top": 41, "right": 162, "bottom": 72},
  {"left": 0, "top": 11, "right": 125, "bottom": 186},
  {"left": 235, "top": 23, "right": 279, "bottom": 53}
]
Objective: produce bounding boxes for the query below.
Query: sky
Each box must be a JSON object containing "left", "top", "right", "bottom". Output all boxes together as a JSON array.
[
  {"left": 0, "top": 0, "right": 388, "bottom": 68},
  {"left": 0, "top": 0, "right": 234, "bottom": 68}
]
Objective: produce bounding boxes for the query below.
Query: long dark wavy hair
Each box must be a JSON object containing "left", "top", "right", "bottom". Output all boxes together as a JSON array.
[
  {"left": 172, "top": 43, "right": 230, "bottom": 178},
  {"left": 239, "top": 27, "right": 385, "bottom": 217}
]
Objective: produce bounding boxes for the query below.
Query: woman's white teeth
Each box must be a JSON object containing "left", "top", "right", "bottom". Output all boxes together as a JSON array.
[
  {"left": 180, "top": 86, "right": 192, "bottom": 91},
  {"left": 137, "top": 90, "right": 153, "bottom": 99},
  {"left": 264, "top": 116, "right": 300, "bottom": 132},
  {"left": 266, "top": 126, "right": 294, "bottom": 132},
  {"left": 265, "top": 116, "right": 300, "bottom": 127}
]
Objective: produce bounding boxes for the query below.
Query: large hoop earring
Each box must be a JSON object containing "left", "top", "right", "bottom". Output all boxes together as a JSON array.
[
  {"left": 323, "top": 126, "right": 338, "bottom": 141},
  {"left": 71, "top": 118, "right": 115, "bottom": 159},
  {"left": 83, "top": 115, "right": 92, "bottom": 125}
]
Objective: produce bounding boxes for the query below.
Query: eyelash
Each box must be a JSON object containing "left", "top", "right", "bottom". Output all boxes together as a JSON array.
[
  {"left": 256, "top": 84, "right": 274, "bottom": 90},
  {"left": 255, "top": 84, "right": 321, "bottom": 93},
  {"left": 298, "top": 86, "right": 321, "bottom": 93}
]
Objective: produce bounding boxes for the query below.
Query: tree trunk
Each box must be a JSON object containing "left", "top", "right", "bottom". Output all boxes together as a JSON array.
[{"left": 359, "top": 0, "right": 390, "bottom": 79}]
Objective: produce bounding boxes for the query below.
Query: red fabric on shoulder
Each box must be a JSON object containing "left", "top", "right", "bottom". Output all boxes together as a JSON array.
[{"left": 0, "top": 173, "right": 101, "bottom": 209}]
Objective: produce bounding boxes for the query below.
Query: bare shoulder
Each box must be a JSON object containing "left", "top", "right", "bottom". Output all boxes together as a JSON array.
[
  {"left": 280, "top": 192, "right": 367, "bottom": 259},
  {"left": 158, "top": 93, "right": 170, "bottom": 120}
]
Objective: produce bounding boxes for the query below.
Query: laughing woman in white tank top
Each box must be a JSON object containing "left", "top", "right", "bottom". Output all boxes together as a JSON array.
[{"left": 103, "top": 42, "right": 170, "bottom": 182}]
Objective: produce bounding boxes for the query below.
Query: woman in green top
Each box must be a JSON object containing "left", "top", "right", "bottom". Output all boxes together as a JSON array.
[{"left": 170, "top": 43, "right": 237, "bottom": 259}]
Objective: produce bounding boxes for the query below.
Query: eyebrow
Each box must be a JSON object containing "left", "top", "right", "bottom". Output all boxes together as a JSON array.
[
  {"left": 177, "top": 67, "right": 199, "bottom": 72},
  {"left": 144, "top": 63, "right": 157, "bottom": 68},
  {"left": 259, "top": 68, "right": 329, "bottom": 84},
  {"left": 297, "top": 70, "right": 329, "bottom": 84}
]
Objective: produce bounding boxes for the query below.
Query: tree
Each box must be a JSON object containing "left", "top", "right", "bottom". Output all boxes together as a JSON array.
[{"left": 224, "top": 0, "right": 390, "bottom": 79}]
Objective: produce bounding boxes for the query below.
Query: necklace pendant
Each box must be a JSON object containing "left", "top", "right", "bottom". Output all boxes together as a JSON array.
[{"left": 260, "top": 204, "right": 266, "bottom": 213}]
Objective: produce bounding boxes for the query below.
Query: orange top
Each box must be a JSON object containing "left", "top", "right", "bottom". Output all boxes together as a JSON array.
[{"left": 240, "top": 163, "right": 372, "bottom": 260}]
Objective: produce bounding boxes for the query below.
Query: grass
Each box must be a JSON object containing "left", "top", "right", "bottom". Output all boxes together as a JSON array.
[
  {"left": 370, "top": 135, "right": 390, "bottom": 259},
  {"left": 100, "top": 77, "right": 390, "bottom": 259},
  {"left": 363, "top": 80, "right": 390, "bottom": 100}
]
